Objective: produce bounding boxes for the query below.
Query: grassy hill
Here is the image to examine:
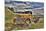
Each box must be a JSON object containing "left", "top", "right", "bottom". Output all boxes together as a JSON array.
[{"left": 5, "top": 7, "right": 15, "bottom": 23}]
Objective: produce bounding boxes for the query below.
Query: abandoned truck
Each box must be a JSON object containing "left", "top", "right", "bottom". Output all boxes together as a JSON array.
[{"left": 13, "top": 11, "right": 32, "bottom": 24}]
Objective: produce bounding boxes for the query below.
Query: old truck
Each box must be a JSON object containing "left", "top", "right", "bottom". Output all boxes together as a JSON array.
[{"left": 13, "top": 11, "right": 32, "bottom": 24}]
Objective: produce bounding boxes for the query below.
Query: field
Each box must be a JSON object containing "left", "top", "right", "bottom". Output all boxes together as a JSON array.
[{"left": 5, "top": 7, "right": 44, "bottom": 31}]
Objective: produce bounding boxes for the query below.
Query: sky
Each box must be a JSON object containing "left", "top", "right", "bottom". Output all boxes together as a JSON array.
[{"left": 5, "top": 0, "right": 44, "bottom": 2}]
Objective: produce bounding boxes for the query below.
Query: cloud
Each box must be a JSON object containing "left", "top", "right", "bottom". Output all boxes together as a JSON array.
[
  {"left": 5, "top": 0, "right": 44, "bottom": 2},
  {"left": 12, "top": 0, "right": 44, "bottom": 2}
]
